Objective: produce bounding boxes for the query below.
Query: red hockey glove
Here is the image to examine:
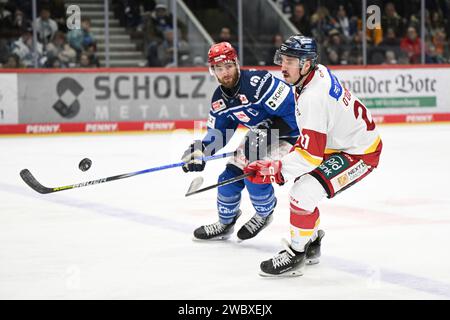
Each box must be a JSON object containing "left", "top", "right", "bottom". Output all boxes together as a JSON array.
[{"left": 244, "top": 160, "right": 284, "bottom": 185}]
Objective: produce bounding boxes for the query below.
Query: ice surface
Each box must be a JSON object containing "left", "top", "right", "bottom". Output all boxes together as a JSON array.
[{"left": 1, "top": 124, "right": 450, "bottom": 299}]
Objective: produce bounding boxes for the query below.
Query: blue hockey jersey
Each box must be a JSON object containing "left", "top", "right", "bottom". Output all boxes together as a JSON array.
[{"left": 202, "top": 69, "right": 299, "bottom": 152}]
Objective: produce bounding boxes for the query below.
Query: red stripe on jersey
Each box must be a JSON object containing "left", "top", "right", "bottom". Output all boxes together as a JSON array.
[
  {"left": 292, "top": 128, "right": 327, "bottom": 159},
  {"left": 354, "top": 139, "right": 383, "bottom": 168},
  {"left": 290, "top": 206, "right": 320, "bottom": 229}
]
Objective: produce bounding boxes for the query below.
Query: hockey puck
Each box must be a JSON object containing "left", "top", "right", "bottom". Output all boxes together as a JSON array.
[{"left": 79, "top": 158, "right": 92, "bottom": 172}]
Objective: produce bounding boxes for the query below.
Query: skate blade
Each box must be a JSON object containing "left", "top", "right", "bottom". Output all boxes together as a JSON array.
[
  {"left": 259, "top": 268, "right": 304, "bottom": 278},
  {"left": 192, "top": 235, "right": 231, "bottom": 242},
  {"left": 259, "top": 270, "right": 303, "bottom": 278},
  {"left": 306, "top": 258, "right": 320, "bottom": 265}
]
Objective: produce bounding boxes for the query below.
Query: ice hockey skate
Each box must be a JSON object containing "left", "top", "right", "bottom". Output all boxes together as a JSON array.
[
  {"left": 193, "top": 211, "right": 241, "bottom": 241},
  {"left": 306, "top": 229, "right": 325, "bottom": 265},
  {"left": 259, "top": 239, "right": 308, "bottom": 277},
  {"left": 237, "top": 213, "right": 273, "bottom": 241}
]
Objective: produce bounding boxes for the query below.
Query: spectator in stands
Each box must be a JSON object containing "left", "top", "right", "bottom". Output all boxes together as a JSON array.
[
  {"left": 146, "top": 39, "right": 163, "bottom": 66},
  {"left": 192, "top": 55, "right": 206, "bottom": 66},
  {"left": 1, "top": 53, "right": 20, "bottom": 68},
  {"left": 11, "top": 29, "right": 43, "bottom": 67},
  {"left": 382, "top": 2, "right": 406, "bottom": 40},
  {"left": 8, "top": 9, "right": 31, "bottom": 37},
  {"left": 45, "top": 56, "right": 61, "bottom": 68},
  {"left": 264, "top": 33, "right": 283, "bottom": 66},
  {"left": 400, "top": 26, "right": 422, "bottom": 64},
  {"left": 46, "top": 31, "right": 76, "bottom": 67},
  {"left": 49, "top": 0, "right": 68, "bottom": 32},
  {"left": 67, "top": 17, "right": 96, "bottom": 56},
  {"left": 85, "top": 43, "right": 101, "bottom": 67},
  {"left": 0, "top": 38, "right": 10, "bottom": 64},
  {"left": 152, "top": 4, "right": 173, "bottom": 36},
  {"left": 78, "top": 52, "right": 95, "bottom": 68},
  {"left": 216, "top": 26, "right": 238, "bottom": 52},
  {"left": 0, "top": 2, "right": 13, "bottom": 36},
  {"left": 384, "top": 50, "right": 398, "bottom": 64},
  {"left": 326, "top": 48, "right": 340, "bottom": 65},
  {"left": 160, "top": 28, "right": 190, "bottom": 67},
  {"left": 309, "top": 6, "right": 335, "bottom": 43},
  {"left": 217, "top": 27, "right": 232, "bottom": 43},
  {"left": 334, "top": 5, "right": 356, "bottom": 42},
  {"left": 432, "top": 29, "right": 449, "bottom": 61},
  {"left": 123, "top": 0, "right": 141, "bottom": 29},
  {"left": 289, "top": 4, "right": 310, "bottom": 36},
  {"left": 348, "top": 30, "right": 363, "bottom": 65},
  {"left": 33, "top": 7, "right": 58, "bottom": 46},
  {"left": 378, "top": 27, "right": 400, "bottom": 50}
]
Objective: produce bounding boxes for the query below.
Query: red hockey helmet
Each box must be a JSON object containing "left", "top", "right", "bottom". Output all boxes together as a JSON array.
[{"left": 207, "top": 42, "right": 238, "bottom": 66}]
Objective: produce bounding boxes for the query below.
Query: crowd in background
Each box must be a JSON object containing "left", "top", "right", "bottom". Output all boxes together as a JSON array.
[
  {"left": 1, "top": 0, "right": 449, "bottom": 68},
  {"left": 0, "top": 0, "right": 100, "bottom": 68},
  {"left": 274, "top": 0, "right": 449, "bottom": 65}
]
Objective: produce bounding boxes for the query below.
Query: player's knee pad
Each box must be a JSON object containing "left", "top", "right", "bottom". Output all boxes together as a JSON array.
[{"left": 289, "top": 174, "right": 327, "bottom": 213}]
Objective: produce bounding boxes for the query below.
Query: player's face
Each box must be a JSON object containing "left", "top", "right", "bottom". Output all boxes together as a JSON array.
[
  {"left": 213, "top": 62, "right": 239, "bottom": 88},
  {"left": 280, "top": 55, "right": 301, "bottom": 84}
]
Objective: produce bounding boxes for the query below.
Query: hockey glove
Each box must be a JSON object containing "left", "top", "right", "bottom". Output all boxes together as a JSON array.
[
  {"left": 244, "top": 120, "right": 278, "bottom": 162},
  {"left": 244, "top": 160, "right": 284, "bottom": 185},
  {"left": 181, "top": 140, "right": 206, "bottom": 172}
]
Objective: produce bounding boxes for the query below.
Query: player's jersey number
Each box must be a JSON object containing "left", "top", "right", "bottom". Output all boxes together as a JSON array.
[{"left": 342, "top": 89, "right": 375, "bottom": 131}]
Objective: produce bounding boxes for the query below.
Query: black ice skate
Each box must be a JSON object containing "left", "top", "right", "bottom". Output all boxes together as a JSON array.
[
  {"left": 237, "top": 213, "right": 273, "bottom": 241},
  {"left": 306, "top": 229, "right": 325, "bottom": 265},
  {"left": 259, "top": 239, "right": 308, "bottom": 277},
  {"left": 193, "top": 211, "right": 241, "bottom": 241}
]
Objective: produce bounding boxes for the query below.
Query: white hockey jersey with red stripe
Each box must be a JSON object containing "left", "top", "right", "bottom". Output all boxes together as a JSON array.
[{"left": 281, "top": 64, "right": 382, "bottom": 181}]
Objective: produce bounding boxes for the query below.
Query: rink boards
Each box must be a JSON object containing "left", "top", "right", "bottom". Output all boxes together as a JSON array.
[{"left": 1, "top": 65, "right": 450, "bottom": 134}]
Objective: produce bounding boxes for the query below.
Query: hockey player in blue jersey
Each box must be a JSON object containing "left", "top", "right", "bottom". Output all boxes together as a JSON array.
[{"left": 181, "top": 42, "right": 299, "bottom": 241}]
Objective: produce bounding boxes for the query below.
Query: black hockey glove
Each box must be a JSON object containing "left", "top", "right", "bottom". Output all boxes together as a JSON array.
[
  {"left": 244, "top": 120, "right": 279, "bottom": 163},
  {"left": 181, "top": 140, "right": 206, "bottom": 172}
]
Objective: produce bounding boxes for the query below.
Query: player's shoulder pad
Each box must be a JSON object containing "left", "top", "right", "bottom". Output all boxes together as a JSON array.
[
  {"left": 210, "top": 87, "right": 227, "bottom": 113},
  {"left": 241, "top": 69, "right": 274, "bottom": 102},
  {"left": 262, "top": 76, "right": 293, "bottom": 111},
  {"left": 313, "top": 64, "right": 343, "bottom": 101}
]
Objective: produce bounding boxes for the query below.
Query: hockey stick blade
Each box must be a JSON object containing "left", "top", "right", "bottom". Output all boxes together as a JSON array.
[
  {"left": 186, "top": 176, "right": 204, "bottom": 195},
  {"left": 19, "top": 151, "right": 236, "bottom": 195},
  {"left": 20, "top": 169, "right": 53, "bottom": 194},
  {"left": 185, "top": 172, "right": 254, "bottom": 197}
]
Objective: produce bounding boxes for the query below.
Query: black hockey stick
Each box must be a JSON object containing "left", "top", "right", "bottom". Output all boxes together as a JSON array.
[
  {"left": 185, "top": 172, "right": 254, "bottom": 197},
  {"left": 20, "top": 151, "right": 236, "bottom": 194}
]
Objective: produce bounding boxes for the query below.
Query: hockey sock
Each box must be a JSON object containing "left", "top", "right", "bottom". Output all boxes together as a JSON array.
[
  {"left": 289, "top": 204, "right": 320, "bottom": 253},
  {"left": 245, "top": 180, "right": 276, "bottom": 218}
]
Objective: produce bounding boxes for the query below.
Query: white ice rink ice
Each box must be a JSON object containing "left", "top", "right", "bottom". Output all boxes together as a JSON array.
[{"left": 1, "top": 124, "right": 450, "bottom": 299}]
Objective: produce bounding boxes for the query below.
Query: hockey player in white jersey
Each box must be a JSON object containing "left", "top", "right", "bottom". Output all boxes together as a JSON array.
[{"left": 244, "top": 35, "right": 383, "bottom": 277}]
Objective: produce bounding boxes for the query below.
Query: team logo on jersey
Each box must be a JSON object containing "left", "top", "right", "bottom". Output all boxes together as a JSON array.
[
  {"left": 207, "top": 114, "right": 216, "bottom": 128},
  {"left": 250, "top": 76, "right": 261, "bottom": 87},
  {"left": 233, "top": 111, "right": 251, "bottom": 123},
  {"left": 337, "top": 174, "right": 349, "bottom": 187},
  {"left": 265, "top": 82, "right": 289, "bottom": 110},
  {"left": 239, "top": 94, "right": 249, "bottom": 104},
  {"left": 254, "top": 73, "right": 272, "bottom": 99},
  {"left": 212, "top": 99, "right": 226, "bottom": 112},
  {"left": 247, "top": 108, "right": 259, "bottom": 117}
]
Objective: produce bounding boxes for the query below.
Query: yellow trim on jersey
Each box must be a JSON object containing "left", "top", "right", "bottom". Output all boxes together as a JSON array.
[
  {"left": 364, "top": 135, "right": 381, "bottom": 154},
  {"left": 324, "top": 148, "right": 341, "bottom": 154},
  {"left": 295, "top": 148, "right": 323, "bottom": 166}
]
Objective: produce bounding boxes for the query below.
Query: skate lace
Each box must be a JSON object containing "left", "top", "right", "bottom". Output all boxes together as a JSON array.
[
  {"left": 204, "top": 222, "right": 226, "bottom": 236},
  {"left": 272, "top": 239, "right": 296, "bottom": 268},
  {"left": 245, "top": 215, "right": 266, "bottom": 234}
]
